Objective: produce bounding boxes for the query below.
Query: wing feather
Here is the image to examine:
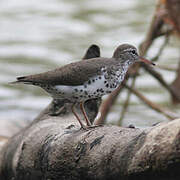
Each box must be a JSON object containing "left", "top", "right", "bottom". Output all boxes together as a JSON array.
[{"left": 15, "top": 58, "right": 113, "bottom": 86}]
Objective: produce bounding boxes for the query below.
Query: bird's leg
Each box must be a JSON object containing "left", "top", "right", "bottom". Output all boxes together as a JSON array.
[
  {"left": 80, "top": 102, "right": 92, "bottom": 127},
  {"left": 71, "top": 104, "right": 86, "bottom": 129},
  {"left": 49, "top": 99, "right": 65, "bottom": 116}
]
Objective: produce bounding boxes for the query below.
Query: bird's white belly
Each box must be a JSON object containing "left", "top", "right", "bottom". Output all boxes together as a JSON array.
[{"left": 51, "top": 72, "right": 125, "bottom": 102}]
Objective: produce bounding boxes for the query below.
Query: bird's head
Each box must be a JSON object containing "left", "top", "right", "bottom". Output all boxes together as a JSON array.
[{"left": 112, "top": 44, "right": 155, "bottom": 66}]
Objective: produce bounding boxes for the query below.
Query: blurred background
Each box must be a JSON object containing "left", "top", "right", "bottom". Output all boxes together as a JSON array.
[{"left": 0, "top": 0, "right": 180, "bottom": 136}]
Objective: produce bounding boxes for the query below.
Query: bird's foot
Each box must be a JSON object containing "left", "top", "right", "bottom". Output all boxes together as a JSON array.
[
  {"left": 88, "top": 124, "right": 103, "bottom": 128},
  {"left": 80, "top": 124, "right": 103, "bottom": 130}
]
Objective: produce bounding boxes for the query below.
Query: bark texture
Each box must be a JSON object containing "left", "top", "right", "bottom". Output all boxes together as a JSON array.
[{"left": 0, "top": 113, "right": 180, "bottom": 180}]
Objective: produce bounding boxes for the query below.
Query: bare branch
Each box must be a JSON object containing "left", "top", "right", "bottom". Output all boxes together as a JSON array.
[
  {"left": 118, "top": 78, "right": 136, "bottom": 125},
  {"left": 124, "top": 84, "right": 179, "bottom": 120}
]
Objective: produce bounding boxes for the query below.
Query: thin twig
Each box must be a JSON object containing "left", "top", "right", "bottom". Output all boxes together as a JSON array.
[
  {"left": 142, "top": 63, "right": 180, "bottom": 102},
  {"left": 139, "top": 3, "right": 165, "bottom": 56},
  {"left": 118, "top": 78, "right": 136, "bottom": 126},
  {"left": 151, "top": 34, "right": 169, "bottom": 62},
  {"left": 170, "top": 57, "right": 180, "bottom": 104},
  {"left": 124, "top": 84, "right": 179, "bottom": 120}
]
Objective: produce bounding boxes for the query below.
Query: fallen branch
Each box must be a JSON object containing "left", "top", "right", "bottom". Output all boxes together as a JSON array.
[
  {"left": 1, "top": 110, "right": 180, "bottom": 179},
  {"left": 124, "top": 84, "right": 179, "bottom": 120}
]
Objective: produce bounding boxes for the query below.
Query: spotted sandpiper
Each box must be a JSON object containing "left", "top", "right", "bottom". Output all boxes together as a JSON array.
[{"left": 12, "top": 44, "right": 155, "bottom": 128}]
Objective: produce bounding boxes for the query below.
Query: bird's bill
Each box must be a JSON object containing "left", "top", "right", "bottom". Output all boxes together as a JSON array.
[{"left": 139, "top": 56, "right": 155, "bottom": 66}]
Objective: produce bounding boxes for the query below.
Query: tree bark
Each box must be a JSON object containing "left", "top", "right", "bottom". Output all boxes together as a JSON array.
[{"left": 0, "top": 110, "right": 180, "bottom": 180}]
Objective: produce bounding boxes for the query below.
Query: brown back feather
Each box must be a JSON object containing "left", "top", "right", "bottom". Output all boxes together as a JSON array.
[{"left": 16, "top": 58, "right": 116, "bottom": 86}]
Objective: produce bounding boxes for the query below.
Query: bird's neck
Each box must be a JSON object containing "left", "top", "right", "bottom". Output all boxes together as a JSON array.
[
  {"left": 116, "top": 59, "right": 133, "bottom": 68},
  {"left": 125, "top": 59, "right": 133, "bottom": 66}
]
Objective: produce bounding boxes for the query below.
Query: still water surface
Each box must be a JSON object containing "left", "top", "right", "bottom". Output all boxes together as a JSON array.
[{"left": 0, "top": 0, "right": 180, "bottom": 132}]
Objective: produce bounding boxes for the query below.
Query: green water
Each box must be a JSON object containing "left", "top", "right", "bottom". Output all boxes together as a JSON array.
[{"left": 0, "top": 0, "right": 179, "bottom": 132}]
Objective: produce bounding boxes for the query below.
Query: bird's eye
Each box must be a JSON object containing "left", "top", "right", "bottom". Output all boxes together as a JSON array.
[{"left": 131, "top": 50, "right": 136, "bottom": 54}]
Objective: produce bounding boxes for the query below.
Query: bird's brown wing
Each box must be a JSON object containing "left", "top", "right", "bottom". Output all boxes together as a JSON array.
[{"left": 15, "top": 58, "right": 111, "bottom": 86}]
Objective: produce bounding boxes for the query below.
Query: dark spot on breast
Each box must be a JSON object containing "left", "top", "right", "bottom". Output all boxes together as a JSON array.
[
  {"left": 106, "top": 84, "right": 109, "bottom": 88},
  {"left": 97, "top": 89, "right": 100, "bottom": 92},
  {"left": 99, "top": 76, "right": 102, "bottom": 79},
  {"left": 104, "top": 81, "right": 107, "bottom": 84},
  {"left": 80, "top": 89, "right": 83, "bottom": 92},
  {"left": 84, "top": 85, "right": 87, "bottom": 88},
  {"left": 100, "top": 89, "right": 104, "bottom": 93},
  {"left": 92, "top": 79, "right": 95, "bottom": 82},
  {"left": 88, "top": 95, "right": 91, "bottom": 98},
  {"left": 88, "top": 80, "right": 91, "bottom": 84},
  {"left": 84, "top": 91, "right": 88, "bottom": 95},
  {"left": 75, "top": 88, "right": 78, "bottom": 92}
]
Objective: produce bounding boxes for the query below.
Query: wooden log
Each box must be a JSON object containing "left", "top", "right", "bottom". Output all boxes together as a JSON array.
[{"left": 0, "top": 113, "right": 180, "bottom": 180}]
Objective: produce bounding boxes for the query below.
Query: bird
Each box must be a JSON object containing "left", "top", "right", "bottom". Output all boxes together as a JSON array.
[
  {"left": 48, "top": 44, "right": 101, "bottom": 124},
  {"left": 11, "top": 44, "right": 155, "bottom": 128}
]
